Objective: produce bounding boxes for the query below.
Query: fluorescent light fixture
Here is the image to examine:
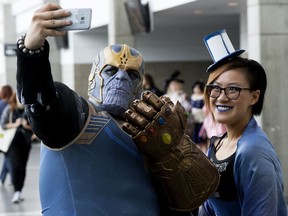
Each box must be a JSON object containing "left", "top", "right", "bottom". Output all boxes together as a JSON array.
[
  {"left": 194, "top": 10, "right": 203, "bottom": 15},
  {"left": 228, "top": 2, "right": 239, "bottom": 7},
  {"left": 149, "top": 0, "right": 198, "bottom": 12}
]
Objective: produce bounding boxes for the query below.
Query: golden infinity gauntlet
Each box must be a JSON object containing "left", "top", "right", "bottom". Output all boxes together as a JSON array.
[{"left": 122, "top": 91, "right": 220, "bottom": 211}]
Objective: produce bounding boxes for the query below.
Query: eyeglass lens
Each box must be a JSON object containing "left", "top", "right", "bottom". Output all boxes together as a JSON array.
[{"left": 207, "top": 85, "right": 241, "bottom": 100}]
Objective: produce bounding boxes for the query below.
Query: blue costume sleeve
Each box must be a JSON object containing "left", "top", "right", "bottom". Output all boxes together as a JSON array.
[
  {"left": 234, "top": 129, "right": 287, "bottom": 216},
  {"left": 201, "top": 201, "right": 216, "bottom": 216}
]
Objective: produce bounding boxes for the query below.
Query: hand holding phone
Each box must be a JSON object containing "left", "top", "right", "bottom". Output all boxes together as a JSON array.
[{"left": 56, "top": 8, "right": 92, "bottom": 31}]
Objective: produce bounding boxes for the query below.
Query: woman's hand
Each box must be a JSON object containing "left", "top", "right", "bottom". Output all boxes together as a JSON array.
[
  {"left": 25, "top": 3, "right": 72, "bottom": 50},
  {"left": 21, "top": 118, "right": 32, "bottom": 130},
  {"left": 14, "top": 118, "right": 22, "bottom": 127},
  {"left": 5, "top": 118, "right": 22, "bottom": 129}
]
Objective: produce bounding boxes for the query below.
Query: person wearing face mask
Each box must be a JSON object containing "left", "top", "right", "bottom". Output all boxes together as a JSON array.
[
  {"left": 199, "top": 29, "right": 287, "bottom": 216},
  {"left": 16, "top": 3, "right": 220, "bottom": 216}
]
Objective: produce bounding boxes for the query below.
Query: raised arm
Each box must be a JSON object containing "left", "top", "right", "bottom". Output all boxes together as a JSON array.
[{"left": 16, "top": 3, "right": 88, "bottom": 148}]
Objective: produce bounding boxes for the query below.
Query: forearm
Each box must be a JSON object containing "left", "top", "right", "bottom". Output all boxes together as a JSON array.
[
  {"left": 3, "top": 122, "right": 19, "bottom": 129},
  {"left": 16, "top": 40, "right": 56, "bottom": 106},
  {"left": 25, "top": 82, "right": 89, "bottom": 148}
]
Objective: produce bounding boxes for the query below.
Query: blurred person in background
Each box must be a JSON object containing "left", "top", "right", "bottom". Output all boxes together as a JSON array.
[
  {"left": 0, "top": 85, "right": 13, "bottom": 115},
  {"left": 190, "top": 80, "right": 206, "bottom": 152},
  {"left": 0, "top": 92, "right": 32, "bottom": 203},
  {"left": 142, "top": 73, "right": 163, "bottom": 97},
  {"left": 0, "top": 85, "right": 14, "bottom": 186},
  {"left": 165, "top": 71, "right": 191, "bottom": 113},
  {"left": 198, "top": 105, "right": 226, "bottom": 154}
]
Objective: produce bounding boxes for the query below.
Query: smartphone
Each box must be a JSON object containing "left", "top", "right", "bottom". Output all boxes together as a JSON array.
[{"left": 56, "top": 8, "right": 92, "bottom": 31}]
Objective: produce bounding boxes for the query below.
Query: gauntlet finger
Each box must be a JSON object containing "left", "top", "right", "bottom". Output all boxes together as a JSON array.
[
  {"left": 160, "top": 95, "right": 173, "bottom": 105},
  {"left": 142, "top": 91, "right": 164, "bottom": 110},
  {"left": 131, "top": 99, "right": 157, "bottom": 121},
  {"left": 124, "top": 109, "right": 149, "bottom": 129},
  {"left": 172, "top": 101, "right": 188, "bottom": 129},
  {"left": 122, "top": 122, "right": 140, "bottom": 137}
]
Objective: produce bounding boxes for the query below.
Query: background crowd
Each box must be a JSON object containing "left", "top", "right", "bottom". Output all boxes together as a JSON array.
[
  {"left": 0, "top": 85, "right": 38, "bottom": 203},
  {"left": 143, "top": 70, "right": 226, "bottom": 154}
]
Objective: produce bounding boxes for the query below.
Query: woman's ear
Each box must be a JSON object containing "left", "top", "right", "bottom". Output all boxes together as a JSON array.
[{"left": 250, "top": 90, "right": 260, "bottom": 105}]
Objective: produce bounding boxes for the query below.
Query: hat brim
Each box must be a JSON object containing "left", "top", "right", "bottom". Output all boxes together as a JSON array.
[{"left": 206, "top": 49, "right": 245, "bottom": 73}]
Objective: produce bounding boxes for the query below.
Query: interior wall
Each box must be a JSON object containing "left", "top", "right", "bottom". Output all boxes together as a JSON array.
[
  {"left": 74, "top": 64, "right": 92, "bottom": 99},
  {"left": 145, "top": 61, "right": 210, "bottom": 95},
  {"left": 72, "top": 61, "right": 210, "bottom": 99}
]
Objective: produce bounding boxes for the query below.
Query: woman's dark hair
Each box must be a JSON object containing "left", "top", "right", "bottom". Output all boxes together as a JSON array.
[
  {"left": 143, "top": 74, "right": 156, "bottom": 87},
  {"left": 164, "top": 70, "right": 184, "bottom": 93},
  {"left": 192, "top": 80, "right": 205, "bottom": 93},
  {"left": 205, "top": 57, "right": 267, "bottom": 116},
  {"left": 0, "top": 85, "right": 13, "bottom": 100}
]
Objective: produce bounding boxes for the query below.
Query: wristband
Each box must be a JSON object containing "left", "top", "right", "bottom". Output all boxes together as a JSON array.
[{"left": 17, "top": 34, "right": 44, "bottom": 55}]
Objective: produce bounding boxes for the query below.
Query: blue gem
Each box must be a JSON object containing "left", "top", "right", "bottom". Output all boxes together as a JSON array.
[{"left": 157, "top": 116, "right": 166, "bottom": 126}]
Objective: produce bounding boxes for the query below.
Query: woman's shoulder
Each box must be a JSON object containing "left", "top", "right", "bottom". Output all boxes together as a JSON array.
[
  {"left": 238, "top": 118, "right": 271, "bottom": 149},
  {"left": 238, "top": 128, "right": 271, "bottom": 150},
  {"left": 236, "top": 130, "right": 278, "bottom": 165},
  {"left": 1, "top": 104, "right": 10, "bottom": 116}
]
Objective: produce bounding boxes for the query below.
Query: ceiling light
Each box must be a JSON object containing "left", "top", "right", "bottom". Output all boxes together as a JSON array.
[
  {"left": 194, "top": 10, "right": 203, "bottom": 15},
  {"left": 228, "top": 2, "right": 239, "bottom": 7}
]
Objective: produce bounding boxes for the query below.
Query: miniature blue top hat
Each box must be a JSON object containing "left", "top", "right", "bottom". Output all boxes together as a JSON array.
[{"left": 203, "top": 29, "right": 245, "bottom": 73}]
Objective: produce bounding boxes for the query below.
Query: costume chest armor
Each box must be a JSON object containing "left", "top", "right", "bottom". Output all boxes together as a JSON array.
[{"left": 39, "top": 106, "right": 159, "bottom": 216}]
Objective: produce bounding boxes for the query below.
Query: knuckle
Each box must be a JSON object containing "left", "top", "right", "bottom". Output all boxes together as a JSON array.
[
  {"left": 122, "top": 122, "right": 139, "bottom": 137},
  {"left": 125, "top": 110, "right": 148, "bottom": 130},
  {"left": 132, "top": 100, "right": 156, "bottom": 120},
  {"left": 143, "top": 91, "right": 164, "bottom": 110},
  {"left": 31, "top": 13, "right": 41, "bottom": 22},
  {"left": 49, "top": 11, "right": 54, "bottom": 17}
]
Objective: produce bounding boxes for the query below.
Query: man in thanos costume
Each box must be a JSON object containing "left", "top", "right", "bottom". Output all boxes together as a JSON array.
[{"left": 16, "top": 3, "right": 219, "bottom": 216}]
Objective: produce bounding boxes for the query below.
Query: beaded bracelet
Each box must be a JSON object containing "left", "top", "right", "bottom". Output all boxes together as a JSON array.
[{"left": 17, "top": 34, "right": 44, "bottom": 55}]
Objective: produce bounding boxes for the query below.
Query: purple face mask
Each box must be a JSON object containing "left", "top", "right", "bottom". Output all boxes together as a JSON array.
[{"left": 88, "top": 44, "right": 144, "bottom": 117}]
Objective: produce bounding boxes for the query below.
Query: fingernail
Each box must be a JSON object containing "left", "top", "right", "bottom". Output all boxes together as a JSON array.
[
  {"left": 64, "top": 10, "right": 71, "bottom": 15},
  {"left": 65, "top": 19, "right": 72, "bottom": 24}
]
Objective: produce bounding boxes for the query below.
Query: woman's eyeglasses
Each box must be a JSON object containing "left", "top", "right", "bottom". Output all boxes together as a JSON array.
[{"left": 206, "top": 84, "right": 251, "bottom": 100}]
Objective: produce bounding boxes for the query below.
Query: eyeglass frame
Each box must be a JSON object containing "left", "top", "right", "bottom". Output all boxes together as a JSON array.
[{"left": 206, "top": 84, "right": 251, "bottom": 100}]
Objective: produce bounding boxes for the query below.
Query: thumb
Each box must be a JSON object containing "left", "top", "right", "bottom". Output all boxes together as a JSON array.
[{"left": 172, "top": 101, "right": 188, "bottom": 129}]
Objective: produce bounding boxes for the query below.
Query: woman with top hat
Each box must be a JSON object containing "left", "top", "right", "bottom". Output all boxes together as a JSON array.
[{"left": 199, "top": 29, "right": 287, "bottom": 216}]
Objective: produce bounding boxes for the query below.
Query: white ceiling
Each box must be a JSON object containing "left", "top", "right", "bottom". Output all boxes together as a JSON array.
[
  {"left": 75, "top": 0, "right": 247, "bottom": 62},
  {"left": 153, "top": 0, "right": 246, "bottom": 28}
]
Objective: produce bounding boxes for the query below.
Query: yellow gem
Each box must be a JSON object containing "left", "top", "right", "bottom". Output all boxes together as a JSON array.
[{"left": 162, "top": 133, "right": 172, "bottom": 145}]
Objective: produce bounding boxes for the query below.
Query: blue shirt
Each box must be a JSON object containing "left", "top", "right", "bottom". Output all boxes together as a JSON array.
[
  {"left": 203, "top": 117, "right": 287, "bottom": 216},
  {"left": 39, "top": 103, "right": 160, "bottom": 216},
  {"left": 0, "top": 100, "right": 8, "bottom": 117}
]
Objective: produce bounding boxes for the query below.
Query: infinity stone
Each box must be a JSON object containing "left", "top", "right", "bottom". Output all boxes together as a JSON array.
[
  {"left": 165, "top": 107, "right": 172, "bottom": 116},
  {"left": 148, "top": 127, "right": 157, "bottom": 135},
  {"left": 162, "top": 133, "right": 172, "bottom": 145},
  {"left": 140, "top": 135, "right": 148, "bottom": 143},
  {"left": 157, "top": 116, "right": 166, "bottom": 126}
]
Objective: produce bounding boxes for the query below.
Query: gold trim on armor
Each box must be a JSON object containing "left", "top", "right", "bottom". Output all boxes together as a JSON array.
[{"left": 43, "top": 102, "right": 105, "bottom": 151}]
